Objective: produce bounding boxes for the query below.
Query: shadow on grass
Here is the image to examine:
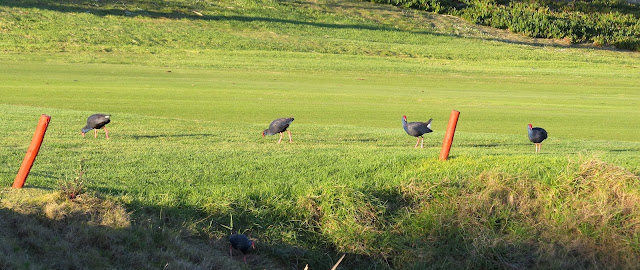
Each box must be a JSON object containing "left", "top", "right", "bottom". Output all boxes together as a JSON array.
[
  {"left": 4, "top": 0, "right": 629, "bottom": 54},
  {"left": 0, "top": 0, "right": 588, "bottom": 51},
  {"left": 130, "top": 133, "right": 216, "bottom": 140},
  {"left": 92, "top": 186, "right": 366, "bottom": 269},
  {"left": 4, "top": 169, "right": 636, "bottom": 270},
  {"left": 610, "top": 149, "right": 639, "bottom": 152},
  {"left": 0, "top": 188, "right": 357, "bottom": 269},
  {"left": 1, "top": 0, "right": 417, "bottom": 32}
]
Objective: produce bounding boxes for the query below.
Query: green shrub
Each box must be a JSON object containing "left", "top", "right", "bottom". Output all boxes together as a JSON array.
[{"left": 369, "top": 0, "right": 640, "bottom": 50}]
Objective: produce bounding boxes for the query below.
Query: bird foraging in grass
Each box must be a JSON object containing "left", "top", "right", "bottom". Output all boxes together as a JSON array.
[
  {"left": 262, "top": 117, "right": 294, "bottom": 144},
  {"left": 229, "top": 233, "right": 255, "bottom": 263},
  {"left": 402, "top": 115, "right": 433, "bottom": 148},
  {"left": 82, "top": 114, "right": 111, "bottom": 139},
  {"left": 527, "top": 124, "right": 547, "bottom": 153}
]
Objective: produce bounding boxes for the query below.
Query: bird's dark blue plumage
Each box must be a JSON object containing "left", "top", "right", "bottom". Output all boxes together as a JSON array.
[
  {"left": 263, "top": 117, "right": 294, "bottom": 136},
  {"left": 402, "top": 115, "right": 432, "bottom": 148},
  {"left": 528, "top": 124, "right": 547, "bottom": 152},
  {"left": 82, "top": 114, "right": 110, "bottom": 133},
  {"left": 82, "top": 114, "right": 111, "bottom": 139},
  {"left": 263, "top": 117, "right": 294, "bottom": 143},
  {"left": 229, "top": 233, "right": 255, "bottom": 263},
  {"left": 527, "top": 125, "right": 547, "bottom": 143},
  {"left": 229, "top": 234, "right": 253, "bottom": 253}
]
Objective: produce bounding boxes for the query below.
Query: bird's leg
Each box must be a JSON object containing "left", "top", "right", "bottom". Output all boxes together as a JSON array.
[
  {"left": 414, "top": 137, "right": 420, "bottom": 148},
  {"left": 243, "top": 255, "right": 247, "bottom": 264},
  {"left": 229, "top": 245, "right": 233, "bottom": 256},
  {"left": 82, "top": 132, "right": 86, "bottom": 137},
  {"left": 104, "top": 128, "right": 110, "bottom": 139},
  {"left": 94, "top": 129, "right": 98, "bottom": 138},
  {"left": 420, "top": 136, "right": 424, "bottom": 149},
  {"left": 287, "top": 130, "right": 293, "bottom": 143},
  {"left": 277, "top": 132, "right": 283, "bottom": 144}
]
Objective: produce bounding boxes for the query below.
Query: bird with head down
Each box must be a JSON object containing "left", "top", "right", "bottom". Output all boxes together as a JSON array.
[
  {"left": 82, "top": 114, "right": 111, "bottom": 139},
  {"left": 262, "top": 117, "right": 294, "bottom": 144}
]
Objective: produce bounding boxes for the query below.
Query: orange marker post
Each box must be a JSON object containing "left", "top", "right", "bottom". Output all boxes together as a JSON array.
[
  {"left": 439, "top": 110, "right": 460, "bottom": 161},
  {"left": 13, "top": 114, "right": 51, "bottom": 189}
]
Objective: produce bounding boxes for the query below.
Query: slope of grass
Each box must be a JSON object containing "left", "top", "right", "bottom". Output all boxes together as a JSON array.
[
  {"left": 1, "top": 103, "right": 639, "bottom": 269},
  {"left": 1, "top": 0, "right": 640, "bottom": 269}
]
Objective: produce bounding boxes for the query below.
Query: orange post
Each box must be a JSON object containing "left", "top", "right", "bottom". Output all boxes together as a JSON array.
[
  {"left": 439, "top": 110, "right": 460, "bottom": 160},
  {"left": 13, "top": 114, "right": 51, "bottom": 188}
]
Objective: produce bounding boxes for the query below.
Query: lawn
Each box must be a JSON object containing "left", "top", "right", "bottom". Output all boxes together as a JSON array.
[{"left": 1, "top": 0, "right": 640, "bottom": 269}]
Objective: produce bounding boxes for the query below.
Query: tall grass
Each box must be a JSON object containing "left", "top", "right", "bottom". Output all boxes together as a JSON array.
[
  {"left": 1, "top": 0, "right": 640, "bottom": 269},
  {"left": 1, "top": 103, "right": 639, "bottom": 268}
]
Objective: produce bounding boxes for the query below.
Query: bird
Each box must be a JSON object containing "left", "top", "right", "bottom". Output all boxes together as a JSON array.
[
  {"left": 229, "top": 233, "right": 255, "bottom": 263},
  {"left": 402, "top": 115, "right": 433, "bottom": 148},
  {"left": 527, "top": 124, "right": 547, "bottom": 153},
  {"left": 81, "top": 114, "right": 111, "bottom": 139},
  {"left": 262, "top": 117, "right": 294, "bottom": 144}
]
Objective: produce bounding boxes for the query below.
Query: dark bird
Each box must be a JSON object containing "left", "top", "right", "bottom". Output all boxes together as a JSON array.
[
  {"left": 402, "top": 115, "right": 433, "bottom": 148},
  {"left": 262, "top": 117, "right": 294, "bottom": 144},
  {"left": 527, "top": 124, "right": 547, "bottom": 153},
  {"left": 229, "top": 233, "right": 255, "bottom": 263},
  {"left": 81, "top": 114, "right": 111, "bottom": 139}
]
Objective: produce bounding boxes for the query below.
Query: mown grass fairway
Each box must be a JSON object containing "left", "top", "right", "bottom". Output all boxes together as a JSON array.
[{"left": 1, "top": 0, "right": 640, "bottom": 269}]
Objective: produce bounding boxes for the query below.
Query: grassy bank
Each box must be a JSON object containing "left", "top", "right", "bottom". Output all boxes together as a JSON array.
[
  {"left": 1, "top": 0, "right": 640, "bottom": 269},
  {"left": 1, "top": 102, "right": 639, "bottom": 269}
]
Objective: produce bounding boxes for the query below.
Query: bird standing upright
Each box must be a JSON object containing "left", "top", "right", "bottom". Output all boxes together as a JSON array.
[
  {"left": 527, "top": 124, "right": 547, "bottom": 153},
  {"left": 262, "top": 117, "right": 294, "bottom": 144},
  {"left": 229, "top": 233, "right": 255, "bottom": 263},
  {"left": 81, "top": 114, "right": 111, "bottom": 139},
  {"left": 402, "top": 115, "right": 433, "bottom": 148}
]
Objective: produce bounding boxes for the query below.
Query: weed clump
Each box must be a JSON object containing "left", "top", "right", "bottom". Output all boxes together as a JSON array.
[{"left": 58, "top": 161, "right": 87, "bottom": 200}]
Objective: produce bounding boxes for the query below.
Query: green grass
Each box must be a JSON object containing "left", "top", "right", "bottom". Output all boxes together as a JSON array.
[
  {"left": 1, "top": 55, "right": 639, "bottom": 141},
  {"left": 1, "top": 0, "right": 640, "bottom": 269}
]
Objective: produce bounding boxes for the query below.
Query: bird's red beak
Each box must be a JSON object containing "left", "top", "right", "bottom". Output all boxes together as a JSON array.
[
  {"left": 528, "top": 124, "right": 533, "bottom": 129},
  {"left": 403, "top": 115, "right": 407, "bottom": 120},
  {"left": 262, "top": 131, "right": 265, "bottom": 137},
  {"left": 251, "top": 241, "right": 255, "bottom": 249}
]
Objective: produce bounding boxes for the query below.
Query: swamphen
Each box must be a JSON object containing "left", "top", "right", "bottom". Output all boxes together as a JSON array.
[
  {"left": 229, "top": 233, "right": 255, "bottom": 263},
  {"left": 402, "top": 115, "right": 432, "bottom": 148},
  {"left": 262, "top": 117, "right": 294, "bottom": 144},
  {"left": 528, "top": 124, "right": 547, "bottom": 153},
  {"left": 82, "top": 114, "right": 110, "bottom": 139}
]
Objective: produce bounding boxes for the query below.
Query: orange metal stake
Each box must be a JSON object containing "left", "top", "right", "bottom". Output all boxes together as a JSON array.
[
  {"left": 13, "top": 114, "right": 51, "bottom": 188},
  {"left": 439, "top": 110, "right": 460, "bottom": 161}
]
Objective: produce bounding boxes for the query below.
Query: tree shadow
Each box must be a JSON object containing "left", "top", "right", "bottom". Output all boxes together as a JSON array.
[
  {"left": 1, "top": 0, "right": 421, "bottom": 33},
  {"left": 1, "top": 186, "right": 363, "bottom": 269},
  {"left": 90, "top": 185, "right": 370, "bottom": 269},
  {"left": 3, "top": 0, "right": 625, "bottom": 52}
]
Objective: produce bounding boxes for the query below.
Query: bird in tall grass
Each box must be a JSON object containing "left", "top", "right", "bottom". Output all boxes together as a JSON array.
[
  {"left": 229, "top": 233, "right": 255, "bottom": 263},
  {"left": 82, "top": 114, "right": 110, "bottom": 139},
  {"left": 262, "top": 117, "right": 294, "bottom": 143},
  {"left": 402, "top": 115, "right": 433, "bottom": 148},
  {"left": 527, "top": 124, "right": 547, "bottom": 153}
]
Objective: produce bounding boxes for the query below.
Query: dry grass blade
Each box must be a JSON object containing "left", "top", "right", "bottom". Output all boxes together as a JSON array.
[{"left": 331, "top": 254, "right": 345, "bottom": 270}]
